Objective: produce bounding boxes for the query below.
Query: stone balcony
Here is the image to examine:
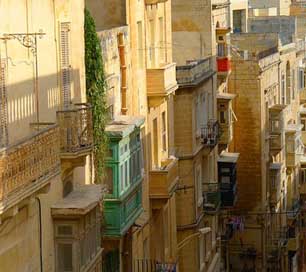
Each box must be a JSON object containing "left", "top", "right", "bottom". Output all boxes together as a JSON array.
[
  {"left": 176, "top": 57, "right": 214, "bottom": 87},
  {"left": 146, "top": 63, "right": 178, "bottom": 107},
  {"left": 57, "top": 103, "right": 93, "bottom": 163},
  {"left": 149, "top": 157, "right": 179, "bottom": 206},
  {"left": 0, "top": 124, "right": 60, "bottom": 214},
  {"left": 212, "top": 0, "right": 230, "bottom": 9}
]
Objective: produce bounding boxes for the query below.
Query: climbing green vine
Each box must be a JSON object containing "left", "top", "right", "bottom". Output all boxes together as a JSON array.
[{"left": 84, "top": 8, "right": 108, "bottom": 182}]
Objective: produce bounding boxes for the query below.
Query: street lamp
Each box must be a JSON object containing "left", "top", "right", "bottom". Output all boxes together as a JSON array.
[{"left": 177, "top": 227, "right": 212, "bottom": 251}]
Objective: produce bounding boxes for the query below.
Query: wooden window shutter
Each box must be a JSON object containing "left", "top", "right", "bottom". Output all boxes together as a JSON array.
[
  {"left": 60, "top": 22, "right": 71, "bottom": 108},
  {"left": 0, "top": 59, "right": 8, "bottom": 147}
]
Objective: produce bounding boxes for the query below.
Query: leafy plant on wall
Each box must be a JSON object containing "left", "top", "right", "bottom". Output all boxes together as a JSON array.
[{"left": 84, "top": 8, "right": 108, "bottom": 182}]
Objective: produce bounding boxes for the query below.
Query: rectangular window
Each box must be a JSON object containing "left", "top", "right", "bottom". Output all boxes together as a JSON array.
[
  {"left": 57, "top": 243, "right": 73, "bottom": 272},
  {"left": 281, "top": 74, "right": 285, "bottom": 104},
  {"left": 162, "top": 111, "right": 167, "bottom": 151},
  {"left": 60, "top": 22, "right": 72, "bottom": 108},
  {"left": 286, "top": 136, "right": 295, "bottom": 153},
  {"left": 0, "top": 59, "right": 8, "bottom": 147},
  {"left": 137, "top": 149, "right": 141, "bottom": 177},
  {"left": 159, "top": 17, "right": 165, "bottom": 63},
  {"left": 196, "top": 167, "right": 202, "bottom": 206},
  {"left": 121, "top": 164, "right": 124, "bottom": 192},
  {"left": 292, "top": 69, "right": 295, "bottom": 100},
  {"left": 130, "top": 155, "right": 134, "bottom": 183},
  {"left": 137, "top": 21, "right": 143, "bottom": 68},
  {"left": 125, "top": 160, "right": 128, "bottom": 188},
  {"left": 105, "top": 167, "right": 113, "bottom": 194},
  {"left": 299, "top": 68, "right": 305, "bottom": 90},
  {"left": 153, "top": 118, "right": 158, "bottom": 168},
  {"left": 149, "top": 19, "right": 155, "bottom": 66},
  {"left": 217, "top": 43, "right": 226, "bottom": 57},
  {"left": 233, "top": 10, "right": 243, "bottom": 33},
  {"left": 220, "top": 111, "right": 226, "bottom": 124}
]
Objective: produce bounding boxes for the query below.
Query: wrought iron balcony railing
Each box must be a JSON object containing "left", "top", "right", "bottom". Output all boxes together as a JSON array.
[
  {"left": 201, "top": 120, "right": 220, "bottom": 147},
  {"left": 288, "top": 198, "right": 301, "bottom": 219},
  {"left": 0, "top": 124, "right": 60, "bottom": 212},
  {"left": 57, "top": 103, "right": 93, "bottom": 157},
  {"left": 203, "top": 182, "right": 221, "bottom": 214},
  {"left": 133, "top": 259, "right": 177, "bottom": 272}
]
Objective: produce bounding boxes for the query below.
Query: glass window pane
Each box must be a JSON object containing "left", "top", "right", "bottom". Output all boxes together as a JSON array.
[
  {"left": 121, "top": 164, "right": 124, "bottom": 192},
  {"left": 105, "top": 167, "right": 113, "bottom": 194}
]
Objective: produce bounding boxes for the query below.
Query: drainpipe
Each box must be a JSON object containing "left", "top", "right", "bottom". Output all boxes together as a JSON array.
[{"left": 36, "top": 197, "right": 43, "bottom": 272}]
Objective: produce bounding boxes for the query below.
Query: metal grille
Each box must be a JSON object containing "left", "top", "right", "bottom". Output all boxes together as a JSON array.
[
  {"left": 60, "top": 22, "right": 71, "bottom": 108},
  {"left": 0, "top": 59, "right": 8, "bottom": 147},
  {"left": 133, "top": 260, "right": 177, "bottom": 272},
  {"left": 56, "top": 103, "right": 93, "bottom": 154}
]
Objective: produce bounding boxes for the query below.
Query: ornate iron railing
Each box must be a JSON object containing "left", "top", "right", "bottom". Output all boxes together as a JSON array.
[
  {"left": 288, "top": 198, "right": 301, "bottom": 219},
  {"left": 57, "top": 103, "right": 93, "bottom": 155},
  {"left": 203, "top": 182, "right": 221, "bottom": 213},
  {"left": 0, "top": 124, "right": 60, "bottom": 202},
  {"left": 201, "top": 120, "right": 220, "bottom": 147},
  {"left": 133, "top": 260, "right": 177, "bottom": 272}
]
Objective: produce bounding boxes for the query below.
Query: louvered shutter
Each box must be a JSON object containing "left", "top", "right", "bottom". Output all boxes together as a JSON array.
[
  {"left": 0, "top": 60, "right": 8, "bottom": 147},
  {"left": 60, "top": 23, "right": 71, "bottom": 108}
]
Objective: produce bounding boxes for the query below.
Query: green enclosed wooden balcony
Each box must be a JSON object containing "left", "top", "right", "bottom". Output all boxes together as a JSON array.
[{"left": 104, "top": 116, "right": 145, "bottom": 237}]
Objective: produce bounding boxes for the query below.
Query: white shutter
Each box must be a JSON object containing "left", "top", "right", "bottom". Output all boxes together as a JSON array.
[
  {"left": 0, "top": 59, "right": 8, "bottom": 147},
  {"left": 60, "top": 22, "right": 71, "bottom": 108}
]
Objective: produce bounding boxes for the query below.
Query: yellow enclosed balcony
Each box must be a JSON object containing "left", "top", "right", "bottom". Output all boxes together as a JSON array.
[
  {"left": 301, "top": 90, "right": 306, "bottom": 103},
  {"left": 285, "top": 124, "right": 303, "bottom": 168},
  {"left": 149, "top": 157, "right": 179, "bottom": 206},
  {"left": 300, "top": 105, "right": 306, "bottom": 146},
  {"left": 217, "top": 93, "right": 236, "bottom": 145},
  {"left": 269, "top": 105, "right": 286, "bottom": 154},
  {"left": 57, "top": 103, "right": 93, "bottom": 163},
  {"left": 146, "top": 63, "right": 178, "bottom": 107},
  {"left": 0, "top": 124, "right": 60, "bottom": 214},
  {"left": 269, "top": 163, "right": 282, "bottom": 206}
]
